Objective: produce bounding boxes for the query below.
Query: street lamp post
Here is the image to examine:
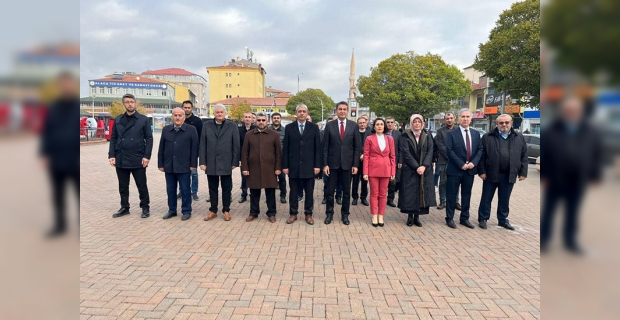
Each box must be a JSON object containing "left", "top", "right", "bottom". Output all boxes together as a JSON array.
[
  {"left": 297, "top": 72, "right": 304, "bottom": 93},
  {"left": 317, "top": 98, "right": 324, "bottom": 121},
  {"left": 91, "top": 94, "right": 95, "bottom": 118}
]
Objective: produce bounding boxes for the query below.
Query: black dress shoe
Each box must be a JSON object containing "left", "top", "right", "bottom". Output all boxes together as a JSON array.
[
  {"left": 479, "top": 220, "right": 487, "bottom": 229},
  {"left": 163, "top": 212, "right": 177, "bottom": 219},
  {"left": 336, "top": 197, "right": 342, "bottom": 205},
  {"left": 112, "top": 208, "right": 130, "bottom": 218},
  {"left": 361, "top": 199, "right": 369, "bottom": 206},
  {"left": 378, "top": 222, "right": 384, "bottom": 227},
  {"left": 181, "top": 214, "right": 191, "bottom": 221},
  {"left": 321, "top": 198, "right": 326, "bottom": 204},
  {"left": 387, "top": 201, "right": 396, "bottom": 207},
  {"left": 141, "top": 208, "right": 150, "bottom": 218},
  {"left": 192, "top": 193, "right": 199, "bottom": 201},
  {"left": 406, "top": 214, "right": 414, "bottom": 226},
  {"left": 239, "top": 196, "right": 247, "bottom": 203},
  {"left": 324, "top": 215, "right": 333, "bottom": 224},
  {"left": 455, "top": 203, "right": 462, "bottom": 211},
  {"left": 460, "top": 220, "right": 475, "bottom": 229},
  {"left": 280, "top": 196, "right": 287, "bottom": 204},
  {"left": 446, "top": 219, "right": 457, "bottom": 229},
  {"left": 342, "top": 215, "right": 350, "bottom": 225},
  {"left": 499, "top": 222, "right": 515, "bottom": 230},
  {"left": 352, "top": 199, "right": 358, "bottom": 205},
  {"left": 413, "top": 215, "right": 422, "bottom": 227}
]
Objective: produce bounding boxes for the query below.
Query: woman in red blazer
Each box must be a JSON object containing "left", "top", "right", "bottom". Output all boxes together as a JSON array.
[{"left": 363, "top": 118, "right": 396, "bottom": 227}]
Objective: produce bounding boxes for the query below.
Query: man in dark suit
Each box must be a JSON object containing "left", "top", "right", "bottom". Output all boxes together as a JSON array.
[
  {"left": 238, "top": 111, "right": 255, "bottom": 203},
  {"left": 180, "top": 100, "right": 203, "bottom": 201},
  {"left": 351, "top": 117, "right": 370, "bottom": 206},
  {"left": 108, "top": 93, "right": 153, "bottom": 219},
  {"left": 386, "top": 116, "right": 401, "bottom": 207},
  {"left": 445, "top": 109, "right": 483, "bottom": 229},
  {"left": 282, "top": 104, "right": 321, "bottom": 224},
  {"left": 158, "top": 108, "right": 198, "bottom": 221},
  {"left": 323, "top": 101, "right": 361, "bottom": 225}
]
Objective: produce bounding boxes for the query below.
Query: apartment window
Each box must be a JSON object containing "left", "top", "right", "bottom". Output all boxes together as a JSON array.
[
  {"left": 146, "top": 90, "right": 152, "bottom": 96},
  {"left": 107, "top": 88, "right": 112, "bottom": 94},
  {"left": 99, "top": 87, "right": 104, "bottom": 94},
  {"left": 116, "top": 88, "right": 120, "bottom": 94},
  {"left": 162, "top": 91, "right": 167, "bottom": 96},
  {"left": 238, "top": 84, "right": 240, "bottom": 87},
  {"left": 91, "top": 88, "right": 96, "bottom": 94},
  {"left": 237, "top": 73, "right": 239, "bottom": 75},
  {"left": 138, "top": 89, "right": 143, "bottom": 95},
  {"left": 476, "top": 94, "right": 483, "bottom": 109}
]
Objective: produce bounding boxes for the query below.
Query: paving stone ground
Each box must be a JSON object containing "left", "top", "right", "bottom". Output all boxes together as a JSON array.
[{"left": 81, "top": 132, "right": 540, "bottom": 320}]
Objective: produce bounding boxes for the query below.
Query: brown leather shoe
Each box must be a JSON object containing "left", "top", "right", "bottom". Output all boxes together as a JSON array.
[
  {"left": 286, "top": 215, "right": 297, "bottom": 224},
  {"left": 223, "top": 211, "right": 231, "bottom": 221},
  {"left": 268, "top": 216, "right": 276, "bottom": 223},
  {"left": 455, "top": 203, "right": 462, "bottom": 211},
  {"left": 305, "top": 215, "right": 314, "bottom": 225},
  {"left": 246, "top": 215, "right": 257, "bottom": 222},
  {"left": 437, "top": 203, "right": 445, "bottom": 210},
  {"left": 204, "top": 212, "right": 217, "bottom": 221}
]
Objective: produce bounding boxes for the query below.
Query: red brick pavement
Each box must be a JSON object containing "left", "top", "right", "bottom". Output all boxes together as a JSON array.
[{"left": 81, "top": 133, "right": 540, "bottom": 319}]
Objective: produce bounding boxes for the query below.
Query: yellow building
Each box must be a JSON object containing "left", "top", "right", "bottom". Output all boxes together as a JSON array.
[
  {"left": 165, "top": 82, "right": 196, "bottom": 105},
  {"left": 207, "top": 58, "right": 266, "bottom": 103}
]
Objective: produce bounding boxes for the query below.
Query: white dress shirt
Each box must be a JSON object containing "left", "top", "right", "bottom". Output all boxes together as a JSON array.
[
  {"left": 459, "top": 126, "right": 473, "bottom": 156},
  {"left": 377, "top": 134, "right": 386, "bottom": 151},
  {"left": 338, "top": 119, "right": 347, "bottom": 132},
  {"left": 298, "top": 120, "right": 306, "bottom": 133}
]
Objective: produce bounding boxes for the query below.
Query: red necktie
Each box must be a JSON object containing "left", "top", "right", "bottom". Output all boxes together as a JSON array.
[
  {"left": 465, "top": 129, "right": 471, "bottom": 162},
  {"left": 340, "top": 121, "right": 345, "bottom": 140}
]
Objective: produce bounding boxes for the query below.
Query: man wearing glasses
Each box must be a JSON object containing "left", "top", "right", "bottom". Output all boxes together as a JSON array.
[
  {"left": 477, "top": 114, "right": 528, "bottom": 230},
  {"left": 385, "top": 116, "right": 401, "bottom": 208}
]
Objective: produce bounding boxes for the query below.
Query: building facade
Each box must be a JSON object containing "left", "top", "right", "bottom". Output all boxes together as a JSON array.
[
  {"left": 141, "top": 68, "right": 208, "bottom": 115},
  {"left": 207, "top": 57, "right": 266, "bottom": 104}
]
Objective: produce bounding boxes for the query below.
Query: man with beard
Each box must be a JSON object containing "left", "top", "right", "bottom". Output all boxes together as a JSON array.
[
  {"left": 178, "top": 100, "right": 202, "bottom": 201},
  {"left": 434, "top": 112, "right": 460, "bottom": 210},
  {"left": 269, "top": 112, "right": 287, "bottom": 203},
  {"left": 238, "top": 111, "right": 256, "bottom": 203}
]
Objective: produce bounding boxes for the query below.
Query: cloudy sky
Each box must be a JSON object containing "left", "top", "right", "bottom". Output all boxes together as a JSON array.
[{"left": 80, "top": 0, "right": 517, "bottom": 102}]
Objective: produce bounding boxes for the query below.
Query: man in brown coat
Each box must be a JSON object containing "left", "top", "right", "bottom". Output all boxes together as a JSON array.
[{"left": 241, "top": 113, "right": 282, "bottom": 223}]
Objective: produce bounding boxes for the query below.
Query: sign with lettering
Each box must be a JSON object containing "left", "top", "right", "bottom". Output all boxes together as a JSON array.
[
  {"left": 504, "top": 105, "right": 521, "bottom": 113},
  {"left": 90, "top": 81, "right": 167, "bottom": 89},
  {"left": 484, "top": 106, "right": 498, "bottom": 114}
]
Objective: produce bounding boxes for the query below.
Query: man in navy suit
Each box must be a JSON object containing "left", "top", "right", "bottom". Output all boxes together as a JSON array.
[
  {"left": 445, "top": 109, "right": 483, "bottom": 229},
  {"left": 323, "top": 101, "right": 361, "bottom": 225}
]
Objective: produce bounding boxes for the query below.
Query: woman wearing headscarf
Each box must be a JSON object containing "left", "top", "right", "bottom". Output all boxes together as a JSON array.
[{"left": 398, "top": 114, "right": 437, "bottom": 227}]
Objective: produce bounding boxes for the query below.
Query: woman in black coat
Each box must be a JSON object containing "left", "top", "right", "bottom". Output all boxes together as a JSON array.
[{"left": 398, "top": 114, "right": 437, "bottom": 227}]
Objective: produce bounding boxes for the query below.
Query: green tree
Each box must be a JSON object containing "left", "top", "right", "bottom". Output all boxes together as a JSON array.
[
  {"left": 542, "top": 0, "right": 620, "bottom": 85},
  {"left": 474, "top": 0, "right": 540, "bottom": 106},
  {"left": 109, "top": 100, "right": 148, "bottom": 119},
  {"left": 285, "top": 89, "right": 335, "bottom": 122},
  {"left": 228, "top": 100, "right": 252, "bottom": 122},
  {"left": 357, "top": 52, "right": 471, "bottom": 121}
]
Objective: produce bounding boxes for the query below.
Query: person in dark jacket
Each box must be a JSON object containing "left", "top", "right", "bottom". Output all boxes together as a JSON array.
[
  {"left": 238, "top": 111, "right": 256, "bottom": 203},
  {"left": 434, "top": 113, "right": 460, "bottom": 210},
  {"left": 200, "top": 104, "right": 240, "bottom": 222},
  {"left": 398, "top": 114, "right": 436, "bottom": 227},
  {"left": 158, "top": 108, "right": 198, "bottom": 221},
  {"left": 386, "top": 116, "right": 401, "bottom": 207},
  {"left": 108, "top": 93, "right": 154, "bottom": 219},
  {"left": 541, "top": 97, "right": 602, "bottom": 254},
  {"left": 179, "top": 100, "right": 203, "bottom": 201},
  {"left": 477, "top": 114, "right": 528, "bottom": 230},
  {"left": 269, "top": 112, "right": 287, "bottom": 203},
  {"left": 39, "top": 72, "right": 80, "bottom": 237},
  {"left": 282, "top": 104, "right": 321, "bottom": 224},
  {"left": 351, "top": 117, "right": 370, "bottom": 206}
]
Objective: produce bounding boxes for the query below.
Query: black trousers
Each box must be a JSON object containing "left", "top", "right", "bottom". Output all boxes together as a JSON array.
[
  {"left": 352, "top": 160, "right": 368, "bottom": 200},
  {"left": 277, "top": 172, "right": 287, "bottom": 197},
  {"left": 240, "top": 172, "right": 248, "bottom": 197},
  {"left": 387, "top": 180, "right": 399, "bottom": 203},
  {"left": 541, "top": 184, "right": 585, "bottom": 248},
  {"left": 478, "top": 173, "right": 514, "bottom": 223},
  {"left": 326, "top": 168, "right": 352, "bottom": 216},
  {"left": 116, "top": 167, "right": 149, "bottom": 209},
  {"left": 207, "top": 175, "right": 232, "bottom": 213},
  {"left": 446, "top": 174, "right": 474, "bottom": 222},
  {"left": 48, "top": 169, "right": 79, "bottom": 230},
  {"left": 289, "top": 177, "right": 315, "bottom": 215},
  {"left": 250, "top": 188, "right": 277, "bottom": 217}
]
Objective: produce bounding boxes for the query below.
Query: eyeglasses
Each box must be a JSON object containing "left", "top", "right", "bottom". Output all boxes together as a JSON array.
[
  {"left": 498, "top": 121, "right": 511, "bottom": 125},
  {"left": 386, "top": 121, "right": 394, "bottom": 123},
  {"left": 256, "top": 119, "right": 266, "bottom": 122}
]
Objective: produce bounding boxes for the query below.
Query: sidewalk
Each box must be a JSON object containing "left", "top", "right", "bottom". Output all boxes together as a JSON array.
[{"left": 80, "top": 133, "right": 540, "bottom": 319}]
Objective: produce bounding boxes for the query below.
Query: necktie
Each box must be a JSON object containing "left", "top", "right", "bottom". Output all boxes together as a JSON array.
[
  {"left": 340, "top": 121, "right": 345, "bottom": 140},
  {"left": 300, "top": 124, "right": 304, "bottom": 134},
  {"left": 465, "top": 129, "right": 471, "bottom": 162},
  {"left": 174, "top": 127, "right": 180, "bottom": 132}
]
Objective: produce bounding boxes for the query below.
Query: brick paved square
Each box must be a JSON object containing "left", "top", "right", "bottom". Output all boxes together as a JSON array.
[{"left": 81, "top": 133, "right": 540, "bottom": 319}]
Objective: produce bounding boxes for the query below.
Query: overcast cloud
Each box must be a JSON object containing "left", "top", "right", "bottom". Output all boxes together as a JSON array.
[{"left": 80, "top": 0, "right": 517, "bottom": 102}]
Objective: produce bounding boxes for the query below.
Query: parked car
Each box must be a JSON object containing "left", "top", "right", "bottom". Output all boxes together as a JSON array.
[{"left": 523, "top": 134, "right": 540, "bottom": 163}]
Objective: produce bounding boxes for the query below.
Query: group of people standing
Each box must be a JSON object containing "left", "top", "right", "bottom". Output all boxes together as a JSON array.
[{"left": 108, "top": 94, "right": 528, "bottom": 230}]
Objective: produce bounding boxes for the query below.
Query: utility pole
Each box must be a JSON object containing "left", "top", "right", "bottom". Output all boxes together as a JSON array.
[
  {"left": 317, "top": 98, "right": 324, "bottom": 121},
  {"left": 297, "top": 72, "right": 303, "bottom": 93}
]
